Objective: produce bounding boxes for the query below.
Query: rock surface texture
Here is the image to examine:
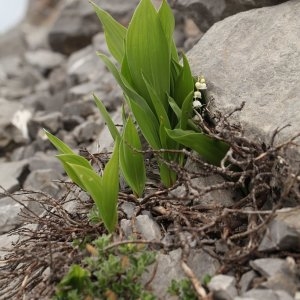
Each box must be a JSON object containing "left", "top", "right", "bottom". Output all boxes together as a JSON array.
[{"left": 187, "top": 0, "right": 300, "bottom": 151}]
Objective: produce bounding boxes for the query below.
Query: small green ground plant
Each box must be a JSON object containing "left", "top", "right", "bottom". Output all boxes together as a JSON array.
[
  {"left": 53, "top": 235, "right": 156, "bottom": 300},
  {"left": 46, "top": 0, "right": 229, "bottom": 233}
]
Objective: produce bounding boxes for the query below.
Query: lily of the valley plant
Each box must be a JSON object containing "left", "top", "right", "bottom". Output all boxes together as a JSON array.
[{"left": 46, "top": 0, "right": 229, "bottom": 233}]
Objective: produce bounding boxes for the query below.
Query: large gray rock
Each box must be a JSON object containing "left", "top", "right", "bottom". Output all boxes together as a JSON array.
[
  {"left": 235, "top": 289, "right": 294, "bottom": 300},
  {"left": 142, "top": 248, "right": 219, "bottom": 299},
  {"left": 0, "top": 98, "right": 24, "bottom": 153},
  {"left": 25, "top": 49, "right": 65, "bottom": 75},
  {"left": 0, "top": 160, "right": 28, "bottom": 194},
  {"left": 208, "top": 274, "right": 238, "bottom": 300},
  {"left": 258, "top": 207, "right": 300, "bottom": 252},
  {"left": 187, "top": 0, "right": 300, "bottom": 150},
  {"left": 48, "top": 0, "right": 139, "bottom": 55},
  {"left": 171, "top": 0, "right": 287, "bottom": 32}
]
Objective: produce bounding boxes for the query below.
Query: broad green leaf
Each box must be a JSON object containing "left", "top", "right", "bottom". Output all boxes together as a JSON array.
[
  {"left": 67, "top": 140, "right": 120, "bottom": 233},
  {"left": 170, "top": 58, "right": 183, "bottom": 96},
  {"left": 56, "top": 154, "right": 93, "bottom": 191},
  {"left": 97, "top": 54, "right": 161, "bottom": 149},
  {"left": 168, "top": 95, "right": 199, "bottom": 132},
  {"left": 98, "top": 53, "right": 154, "bottom": 111},
  {"left": 100, "top": 138, "right": 120, "bottom": 232},
  {"left": 158, "top": 123, "right": 178, "bottom": 187},
  {"left": 158, "top": 0, "right": 179, "bottom": 62},
  {"left": 91, "top": 1, "right": 127, "bottom": 64},
  {"left": 66, "top": 163, "right": 106, "bottom": 225},
  {"left": 143, "top": 74, "right": 170, "bottom": 127},
  {"left": 130, "top": 100, "right": 161, "bottom": 149},
  {"left": 174, "top": 53, "right": 194, "bottom": 108},
  {"left": 93, "top": 94, "right": 120, "bottom": 140},
  {"left": 122, "top": 52, "right": 153, "bottom": 113},
  {"left": 159, "top": 162, "right": 177, "bottom": 187},
  {"left": 120, "top": 116, "right": 145, "bottom": 197},
  {"left": 44, "top": 130, "right": 74, "bottom": 154},
  {"left": 166, "top": 129, "right": 230, "bottom": 165},
  {"left": 168, "top": 95, "right": 181, "bottom": 121},
  {"left": 126, "top": 0, "right": 170, "bottom": 102},
  {"left": 180, "top": 90, "right": 194, "bottom": 130}
]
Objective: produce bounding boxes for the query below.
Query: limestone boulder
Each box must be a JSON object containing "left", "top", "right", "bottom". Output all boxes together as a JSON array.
[
  {"left": 187, "top": 0, "right": 300, "bottom": 153},
  {"left": 171, "top": 0, "right": 288, "bottom": 32},
  {"left": 48, "top": 0, "right": 139, "bottom": 55}
]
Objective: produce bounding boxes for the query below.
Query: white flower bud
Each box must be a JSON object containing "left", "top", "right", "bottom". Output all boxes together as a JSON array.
[
  {"left": 198, "top": 82, "right": 207, "bottom": 90},
  {"left": 194, "top": 91, "right": 201, "bottom": 99},
  {"left": 193, "top": 100, "right": 202, "bottom": 109}
]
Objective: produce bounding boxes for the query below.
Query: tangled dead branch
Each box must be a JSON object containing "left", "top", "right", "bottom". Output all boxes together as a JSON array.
[{"left": 0, "top": 104, "right": 299, "bottom": 299}]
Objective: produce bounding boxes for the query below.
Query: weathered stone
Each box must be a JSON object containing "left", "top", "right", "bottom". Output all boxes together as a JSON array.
[
  {"left": 48, "top": 0, "right": 140, "bottom": 55},
  {"left": 10, "top": 138, "right": 49, "bottom": 161},
  {"left": 208, "top": 274, "right": 238, "bottom": 300},
  {"left": 21, "top": 91, "right": 50, "bottom": 112},
  {"left": 0, "top": 194, "right": 26, "bottom": 234},
  {"left": 23, "top": 169, "right": 64, "bottom": 198},
  {"left": 121, "top": 215, "right": 162, "bottom": 241},
  {"left": 0, "top": 55, "right": 22, "bottom": 81},
  {"left": 0, "top": 98, "right": 23, "bottom": 151},
  {"left": 62, "top": 100, "right": 95, "bottom": 118},
  {"left": 25, "top": 49, "right": 65, "bottom": 75},
  {"left": 187, "top": 1, "right": 300, "bottom": 152},
  {"left": 73, "top": 120, "right": 103, "bottom": 144},
  {"left": 120, "top": 202, "right": 136, "bottom": 219},
  {"left": 67, "top": 45, "right": 106, "bottom": 85},
  {"left": 63, "top": 115, "right": 85, "bottom": 132},
  {"left": 258, "top": 207, "right": 300, "bottom": 252},
  {"left": 239, "top": 270, "right": 256, "bottom": 294},
  {"left": 48, "top": 67, "right": 68, "bottom": 93},
  {"left": 0, "top": 27, "right": 27, "bottom": 58},
  {"left": 89, "top": 106, "right": 123, "bottom": 153},
  {"left": 142, "top": 248, "right": 220, "bottom": 299},
  {"left": 28, "top": 111, "right": 63, "bottom": 138},
  {"left": 250, "top": 258, "right": 287, "bottom": 278},
  {"left": 235, "top": 288, "right": 294, "bottom": 300},
  {"left": 48, "top": 0, "right": 100, "bottom": 55},
  {"left": 253, "top": 257, "right": 298, "bottom": 296},
  {"left": 0, "top": 66, "right": 42, "bottom": 100},
  {"left": 171, "top": 0, "right": 287, "bottom": 32},
  {"left": 0, "top": 160, "right": 28, "bottom": 194},
  {"left": 28, "top": 151, "right": 64, "bottom": 174}
]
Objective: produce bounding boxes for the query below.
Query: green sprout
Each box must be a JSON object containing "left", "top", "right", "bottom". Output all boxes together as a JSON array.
[
  {"left": 53, "top": 235, "right": 156, "bottom": 300},
  {"left": 45, "top": 0, "right": 229, "bottom": 233},
  {"left": 93, "top": 0, "right": 229, "bottom": 187}
]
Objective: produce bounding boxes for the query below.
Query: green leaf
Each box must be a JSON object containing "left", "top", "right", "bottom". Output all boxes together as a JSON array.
[
  {"left": 57, "top": 264, "right": 90, "bottom": 292},
  {"left": 56, "top": 154, "right": 93, "bottom": 191},
  {"left": 100, "top": 138, "right": 120, "bottom": 232},
  {"left": 168, "top": 95, "right": 181, "bottom": 121},
  {"left": 120, "top": 116, "right": 146, "bottom": 197},
  {"left": 91, "top": 1, "right": 127, "bottom": 64},
  {"left": 158, "top": 0, "right": 179, "bottom": 62},
  {"left": 143, "top": 74, "right": 170, "bottom": 128},
  {"left": 174, "top": 53, "right": 194, "bottom": 108},
  {"left": 158, "top": 123, "right": 178, "bottom": 187},
  {"left": 126, "top": 0, "right": 170, "bottom": 102},
  {"left": 166, "top": 129, "right": 230, "bottom": 165},
  {"left": 44, "top": 130, "right": 74, "bottom": 154},
  {"left": 98, "top": 54, "right": 161, "bottom": 149},
  {"left": 67, "top": 140, "right": 119, "bottom": 233},
  {"left": 159, "top": 162, "right": 177, "bottom": 187},
  {"left": 93, "top": 94, "right": 120, "bottom": 140},
  {"left": 130, "top": 100, "right": 161, "bottom": 149},
  {"left": 180, "top": 90, "right": 194, "bottom": 130}
]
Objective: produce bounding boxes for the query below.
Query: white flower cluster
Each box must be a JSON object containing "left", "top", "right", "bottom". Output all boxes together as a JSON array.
[{"left": 193, "top": 76, "right": 207, "bottom": 109}]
